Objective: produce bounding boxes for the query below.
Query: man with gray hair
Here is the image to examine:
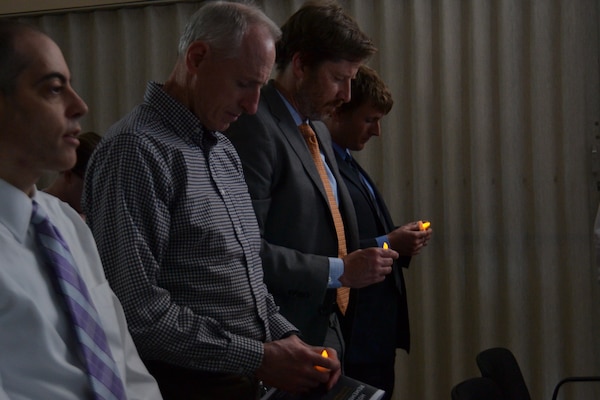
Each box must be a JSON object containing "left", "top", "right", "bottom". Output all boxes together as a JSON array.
[{"left": 84, "top": 2, "right": 341, "bottom": 399}]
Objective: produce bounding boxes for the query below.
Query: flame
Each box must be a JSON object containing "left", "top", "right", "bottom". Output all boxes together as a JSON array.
[
  {"left": 315, "top": 349, "right": 330, "bottom": 372},
  {"left": 419, "top": 220, "right": 431, "bottom": 231}
]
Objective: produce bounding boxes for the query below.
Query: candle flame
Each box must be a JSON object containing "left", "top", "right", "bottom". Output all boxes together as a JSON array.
[
  {"left": 419, "top": 221, "right": 431, "bottom": 231},
  {"left": 383, "top": 242, "right": 389, "bottom": 249},
  {"left": 314, "top": 349, "right": 330, "bottom": 372}
]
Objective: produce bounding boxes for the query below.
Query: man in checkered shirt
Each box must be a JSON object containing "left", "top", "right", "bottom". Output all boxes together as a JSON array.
[{"left": 83, "top": 2, "right": 341, "bottom": 399}]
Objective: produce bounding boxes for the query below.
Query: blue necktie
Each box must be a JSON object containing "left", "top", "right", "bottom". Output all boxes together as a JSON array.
[{"left": 31, "top": 200, "right": 126, "bottom": 400}]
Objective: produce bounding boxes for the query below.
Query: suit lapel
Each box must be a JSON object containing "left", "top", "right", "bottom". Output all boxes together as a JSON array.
[
  {"left": 338, "top": 156, "right": 373, "bottom": 208},
  {"left": 262, "top": 83, "right": 329, "bottom": 202},
  {"left": 338, "top": 153, "right": 389, "bottom": 231},
  {"left": 337, "top": 154, "right": 371, "bottom": 207}
]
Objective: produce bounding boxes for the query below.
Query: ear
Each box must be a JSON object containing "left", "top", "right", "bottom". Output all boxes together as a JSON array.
[
  {"left": 185, "top": 40, "right": 209, "bottom": 73},
  {"left": 291, "top": 52, "right": 306, "bottom": 80}
]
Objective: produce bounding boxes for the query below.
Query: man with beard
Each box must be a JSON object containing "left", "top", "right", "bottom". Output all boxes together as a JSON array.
[{"left": 225, "top": 0, "right": 399, "bottom": 359}]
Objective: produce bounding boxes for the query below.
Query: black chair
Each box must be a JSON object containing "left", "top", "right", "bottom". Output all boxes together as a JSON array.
[
  {"left": 451, "top": 377, "right": 504, "bottom": 400},
  {"left": 476, "top": 347, "right": 600, "bottom": 400},
  {"left": 476, "top": 347, "right": 531, "bottom": 400}
]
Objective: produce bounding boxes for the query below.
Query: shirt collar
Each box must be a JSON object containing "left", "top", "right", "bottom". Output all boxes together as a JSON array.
[
  {"left": 274, "top": 87, "right": 304, "bottom": 127},
  {"left": 332, "top": 142, "right": 352, "bottom": 160},
  {"left": 0, "top": 179, "right": 35, "bottom": 243},
  {"left": 145, "top": 81, "right": 214, "bottom": 146}
]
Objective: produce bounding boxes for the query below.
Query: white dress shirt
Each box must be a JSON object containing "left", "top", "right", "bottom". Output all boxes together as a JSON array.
[{"left": 0, "top": 179, "right": 162, "bottom": 400}]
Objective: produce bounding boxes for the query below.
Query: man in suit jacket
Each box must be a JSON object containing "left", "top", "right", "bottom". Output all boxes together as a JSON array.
[
  {"left": 324, "top": 65, "right": 433, "bottom": 399},
  {"left": 225, "top": 0, "right": 399, "bottom": 355}
]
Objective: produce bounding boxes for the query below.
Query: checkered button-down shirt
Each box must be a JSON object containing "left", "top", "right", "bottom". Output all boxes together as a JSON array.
[{"left": 83, "top": 82, "right": 296, "bottom": 376}]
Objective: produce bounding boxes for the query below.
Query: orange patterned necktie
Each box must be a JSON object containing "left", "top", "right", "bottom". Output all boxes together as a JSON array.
[{"left": 298, "top": 122, "right": 350, "bottom": 314}]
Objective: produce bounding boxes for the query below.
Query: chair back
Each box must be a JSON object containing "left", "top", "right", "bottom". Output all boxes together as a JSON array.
[
  {"left": 476, "top": 347, "right": 532, "bottom": 400},
  {"left": 451, "top": 377, "right": 503, "bottom": 400}
]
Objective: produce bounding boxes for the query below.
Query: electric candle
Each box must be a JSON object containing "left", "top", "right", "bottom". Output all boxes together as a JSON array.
[
  {"left": 314, "top": 349, "right": 330, "bottom": 372},
  {"left": 418, "top": 221, "right": 431, "bottom": 231}
]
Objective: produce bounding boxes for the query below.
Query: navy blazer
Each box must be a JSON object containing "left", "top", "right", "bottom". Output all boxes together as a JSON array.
[
  {"left": 334, "top": 149, "right": 411, "bottom": 361},
  {"left": 225, "top": 81, "right": 360, "bottom": 346}
]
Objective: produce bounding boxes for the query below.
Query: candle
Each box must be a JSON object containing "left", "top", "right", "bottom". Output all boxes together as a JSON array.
[
  {"left": 314, "top": 349, "right": 330, "bottom": 372},
  {"left": 418, "top": 220, "right": 431, "bottom": 231}
]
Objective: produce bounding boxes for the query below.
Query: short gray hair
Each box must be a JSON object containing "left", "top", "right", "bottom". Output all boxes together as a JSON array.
[{"left": 178, "top": 1, "right": 280, "bottom": 59}]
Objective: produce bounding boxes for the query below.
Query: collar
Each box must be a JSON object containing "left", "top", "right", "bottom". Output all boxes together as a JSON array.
[
  {"left": 332, "top": 142, "right": 352, "bottom": 161},
  {"left": 144, "top": 81, "right": 214, "bottom": 145},
  {"left": 274, "top": 86, "right": 304, "bottom": 127},
  {"left": 0, "top": 179, "right": 35, "bottom": 243}
]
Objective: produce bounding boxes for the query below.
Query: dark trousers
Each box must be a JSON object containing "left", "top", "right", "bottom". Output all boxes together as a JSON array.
[
  {"left": 345, "top": 359, "right": 396, "bottom": 400},
  {"left": 144, "top": 360, "right": 261, "bottom": 400}
]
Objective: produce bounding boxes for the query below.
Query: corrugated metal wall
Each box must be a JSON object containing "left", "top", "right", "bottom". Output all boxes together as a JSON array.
[{"left": 20, "top": 1, "right": 600, "bottom": 398}]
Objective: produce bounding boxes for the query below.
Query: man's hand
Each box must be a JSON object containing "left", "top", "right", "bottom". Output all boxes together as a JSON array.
[
  {"left": 388, "top": 221, "right": 433, "bottom": 256},
  {"left": 339, "top": 247, "right": 398, "bottom": 288},
  {"left": 256, "top": 335, "right": 341, "bottom": 393}
]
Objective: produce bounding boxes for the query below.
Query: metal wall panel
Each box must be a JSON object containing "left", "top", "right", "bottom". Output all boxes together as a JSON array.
[{"left": 19, "top": 1, "right": 600, "bottom": 398}]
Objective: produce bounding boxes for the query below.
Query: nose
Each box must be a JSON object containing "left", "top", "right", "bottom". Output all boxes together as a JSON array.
[
  {"left": 338, "top": 79, "right": 352, "bottom": 103},
  {"left": 67, "top": 86, "right": 88, "bottom": 119},
  {"left": 370, "top": 121, "right": 381, "bottom": 137},
  {"left": 240, "top": 88, "right": 261, "bottom": 115}
]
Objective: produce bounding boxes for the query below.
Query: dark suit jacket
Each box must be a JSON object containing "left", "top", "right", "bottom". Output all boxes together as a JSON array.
[
  {"left": 225, "top": 81, "right": 360, "bottom": 346},
  {"left": 334, "top": 149, "right": 411, "bottom": 362}
]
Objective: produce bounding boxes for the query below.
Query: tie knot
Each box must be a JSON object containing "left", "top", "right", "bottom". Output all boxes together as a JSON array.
[
  {"left": 30, "top": 200, "right": 45, "bottom": 226},
  {"left": 298, "top": 122, "right": 316, "bottom": 140}
]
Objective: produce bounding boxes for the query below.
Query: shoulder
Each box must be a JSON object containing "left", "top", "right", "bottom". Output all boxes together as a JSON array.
[
  {"left": 37, "top": 191, "right": 83, "bottom": 228},
  {"left": 225, "top": 108, "right": 276, "bottom": 150},
  {"left": 38, "top": 192, "right": 109, "bottom": 287}
]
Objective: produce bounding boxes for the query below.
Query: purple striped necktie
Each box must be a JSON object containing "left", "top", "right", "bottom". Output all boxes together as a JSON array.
[{"left": 31, "top": 200, "right": 127, "bottom": 400}]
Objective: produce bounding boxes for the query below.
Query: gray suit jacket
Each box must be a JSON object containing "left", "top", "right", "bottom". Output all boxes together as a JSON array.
[{"left": 225, "top": 81, "right": 360, "bottom": 346}]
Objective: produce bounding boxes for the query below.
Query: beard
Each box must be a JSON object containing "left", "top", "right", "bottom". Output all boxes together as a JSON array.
[{"left": 295, "top": 81, "right": 344, "bottom": 121}]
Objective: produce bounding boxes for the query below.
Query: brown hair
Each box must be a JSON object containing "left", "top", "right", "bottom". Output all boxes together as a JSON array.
[
  {"left": 275, "top": 0, "right": 376, "bottom": 71},
  {"left": 71, "top": 131, "right": 101, "bottom": 178},
  {"left": 337, "top": 65, "right": 393, "bottom": 115}
]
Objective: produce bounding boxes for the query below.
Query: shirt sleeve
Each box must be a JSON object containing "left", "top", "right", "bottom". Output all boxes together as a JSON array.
[{"left": 264, "top": 292, "right": 300, "bottom": 340}]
